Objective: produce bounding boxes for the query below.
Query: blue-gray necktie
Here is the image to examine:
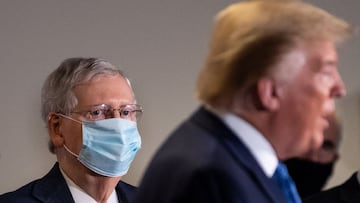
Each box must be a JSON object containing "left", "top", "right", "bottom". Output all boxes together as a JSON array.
[{"left": 273, "top": 162, "right": 302, "bottom": 203}]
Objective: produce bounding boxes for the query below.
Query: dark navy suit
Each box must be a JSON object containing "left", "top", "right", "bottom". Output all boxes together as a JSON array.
[
  {"left": 0, "top": 162, "right": 137, "bottom": 203},
  {"left": 134, "top": 107, "right": 287, "bottom": 203},
  {"left": 305, "top": 172, "right": 360, "bottom": 203}
]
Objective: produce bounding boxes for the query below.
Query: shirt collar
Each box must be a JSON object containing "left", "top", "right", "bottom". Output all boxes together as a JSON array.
[
  {"left": 209, "top": 108, "right": 278, "bottom": 177},
  {"left": 59, "top": 167, "right": 119, "bottom": 203}
]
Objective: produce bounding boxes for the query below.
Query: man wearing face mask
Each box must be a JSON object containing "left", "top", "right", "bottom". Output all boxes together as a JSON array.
[
  {"left": 0, "top": 58, "right": 142, "bottom": 203},
  {"left": 284, "top": 113, "right": 342, "bottom": 199}
]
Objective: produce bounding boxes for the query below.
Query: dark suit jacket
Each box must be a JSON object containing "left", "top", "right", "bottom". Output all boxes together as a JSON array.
[
  {"left": 0, "top": 162, "right": 137, "bottom": 203},
  {"left": 305, "top": 172, "right": 360, "bottom": 203},
  {"left": 134, "top": 107, "right": 287, "bottom": 203}
]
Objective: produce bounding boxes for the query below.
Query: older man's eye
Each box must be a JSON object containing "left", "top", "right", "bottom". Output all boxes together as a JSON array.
[
  {"left": 121, "top": 110, "right": 130, "bottom": 117},
  {"left": 90, "top": 109, "right": 103, "bottom": 116},
  {"left": 87, "top": 109, "right": 107, "bottom": 120}
]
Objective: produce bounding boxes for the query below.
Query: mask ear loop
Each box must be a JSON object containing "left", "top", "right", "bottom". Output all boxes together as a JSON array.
[
  {"left": 55, "top": 113, "right": 82, "bottom": 158},
  {"left": 63, "top": 144, "right": 80, "bottom": 158},
  {"left": 56, "top": 113, "right": 82, "bottom": 124}
]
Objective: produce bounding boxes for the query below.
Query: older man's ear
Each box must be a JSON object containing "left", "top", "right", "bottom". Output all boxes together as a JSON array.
[{"left": 48, "top": 113, "right": 65, "bottom": 148}]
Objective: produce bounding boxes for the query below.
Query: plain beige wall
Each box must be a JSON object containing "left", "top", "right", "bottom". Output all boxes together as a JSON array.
[{"left": 0, "top": 0, "right": 359, "bottom": 194}]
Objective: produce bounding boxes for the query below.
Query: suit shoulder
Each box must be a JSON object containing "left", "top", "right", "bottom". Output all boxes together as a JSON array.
[
  {"left": 305, "top": 173, "right": 359, "bottom": 203},
  {"left": 117, "top": 180, "right": 137, "bottom": 192},
  {"left": 0, "top": 179, "right": 40, "bottom": 202},
  {"left": 304, "top": 187, "right": 340, "bottom": 203},
  {"left": 116, "top": 181, "right": 137, "bottom": 203}
]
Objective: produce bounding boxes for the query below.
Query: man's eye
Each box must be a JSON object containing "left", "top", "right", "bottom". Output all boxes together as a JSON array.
[
  {"left": 90, "top": 109, "right": 103, "bottom": 116},
  {"left": 121, "top": 110, "right": 130, "bottom": 116},
  {"left": 87, "top": 109, "right": 107, "bottom": 120}
]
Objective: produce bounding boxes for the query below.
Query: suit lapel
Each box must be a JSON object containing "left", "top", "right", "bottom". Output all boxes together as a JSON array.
[
  {"left": 32, "top": 163, "right": 135, "bottom": 203},
  {"left": 191, "top": 107, "right": 287, "bottom": 203},
  {"left": 339, "top": 173, "right": 360, "bottom": 203},
  {"left": 32, "top": 163, "right": 75, "bottom": 203}
]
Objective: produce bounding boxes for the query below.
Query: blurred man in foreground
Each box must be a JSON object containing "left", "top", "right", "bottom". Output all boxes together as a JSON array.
[{"left": 134, "top": 0, "right": 351, "bottom": 202}]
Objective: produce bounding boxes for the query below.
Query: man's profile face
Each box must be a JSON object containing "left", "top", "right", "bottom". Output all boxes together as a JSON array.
[{"left": 275, "top": 41, "right": 345, "bottom": 158}]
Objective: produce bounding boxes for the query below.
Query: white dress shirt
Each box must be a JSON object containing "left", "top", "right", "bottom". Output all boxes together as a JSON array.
[
  {"left": 60, "top": 167, "right": 119, "bottom": 203},
  {"left": 210, "top": 108, "right": 278, "bottom": 177}
]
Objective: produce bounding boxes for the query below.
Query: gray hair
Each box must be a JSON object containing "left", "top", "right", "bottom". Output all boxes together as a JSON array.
[{"left": 41, "top": 57, "right": 132, "bottom": 153}]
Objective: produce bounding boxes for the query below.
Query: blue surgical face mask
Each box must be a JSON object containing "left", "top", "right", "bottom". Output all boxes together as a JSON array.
[{"left": 60, "top": 115, "right": 141, "bottom": 177}]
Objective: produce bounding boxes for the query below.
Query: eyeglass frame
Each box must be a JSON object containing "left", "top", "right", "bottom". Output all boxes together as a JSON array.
[{"left": 70, "top": 103, "right": 143, "bottom": 121}]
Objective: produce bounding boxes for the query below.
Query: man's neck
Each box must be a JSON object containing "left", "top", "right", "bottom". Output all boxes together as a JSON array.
[{"left": 59, "top": 158, "right": 121, "bottom": 202}]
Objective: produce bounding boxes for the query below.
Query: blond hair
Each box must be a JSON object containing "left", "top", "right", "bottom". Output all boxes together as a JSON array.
[{"left": 196, "top": 0, "right": 351, "bottom": 109}]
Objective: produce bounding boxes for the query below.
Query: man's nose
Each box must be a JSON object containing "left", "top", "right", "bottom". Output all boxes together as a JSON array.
[
  {"left": 111, "top": 109, "right": 122, "bottom": 118},
  {"left": 332, "top": 72, "right": 346, "bottom": 98}
]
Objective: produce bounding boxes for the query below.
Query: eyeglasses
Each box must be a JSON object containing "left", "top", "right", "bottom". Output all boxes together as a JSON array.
[{"left": 71, "top": 104, "right": 143, "bottom": 121}]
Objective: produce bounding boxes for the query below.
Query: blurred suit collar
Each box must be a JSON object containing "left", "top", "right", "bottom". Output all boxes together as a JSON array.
[{"left": 206, "top": 106, "right": 278, "bottom": 177}]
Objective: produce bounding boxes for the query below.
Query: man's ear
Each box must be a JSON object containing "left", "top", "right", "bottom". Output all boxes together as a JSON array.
[
  {"left": 48, "top": 113, "right": 65, "bottom": 148},
  {"left": 257, "top": 78, "right": 280, "bottom": 111}
]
